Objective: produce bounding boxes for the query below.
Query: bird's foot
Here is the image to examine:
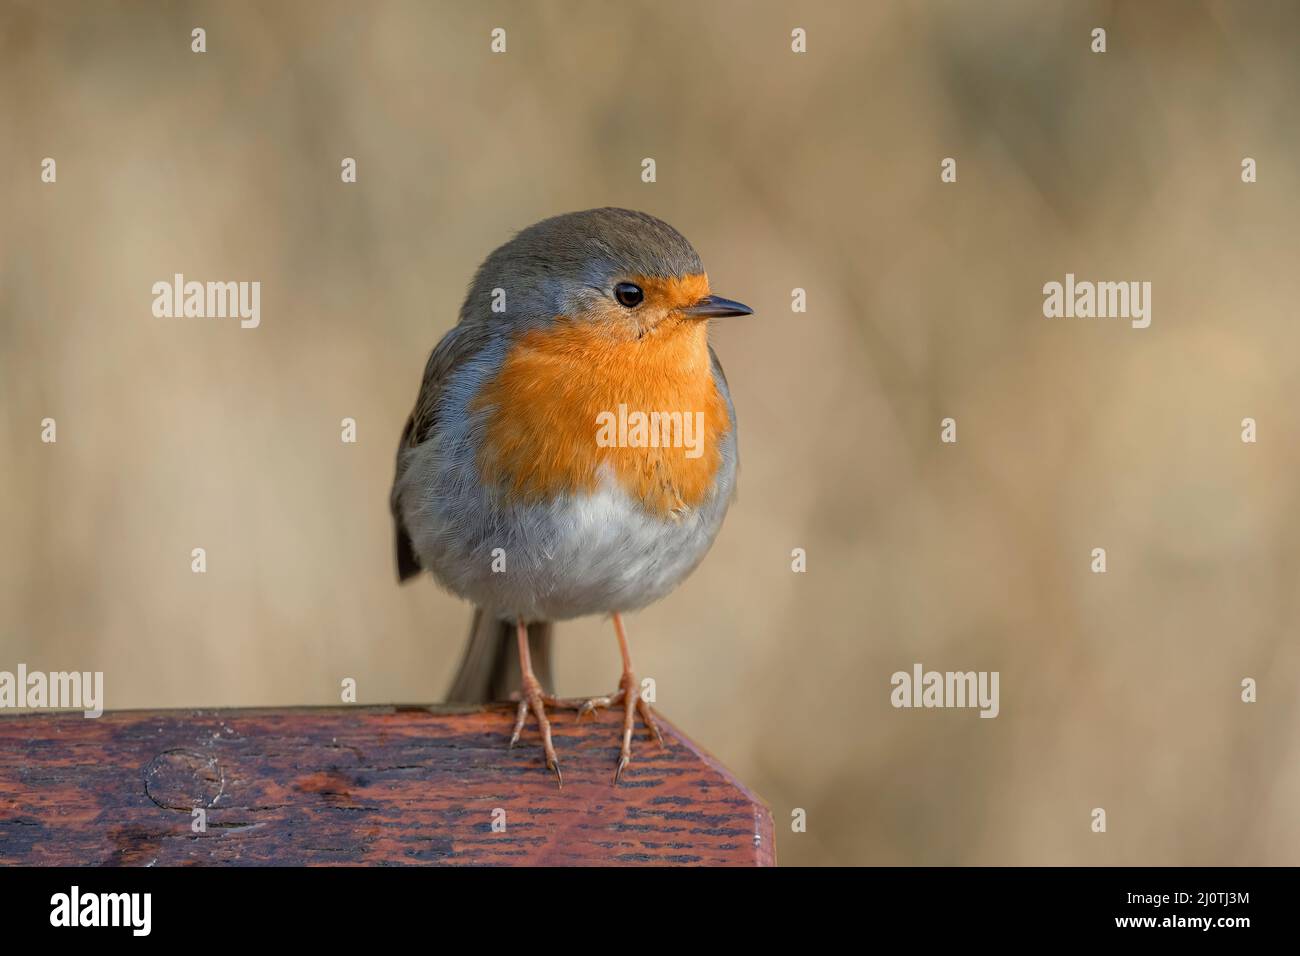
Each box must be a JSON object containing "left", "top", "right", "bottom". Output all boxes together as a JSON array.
[
  {"left": 551, "top": 671, "right": 665, "bottom": 783},
  {"left": 508, "top": 672, "right": 562, "bottom": 787}
]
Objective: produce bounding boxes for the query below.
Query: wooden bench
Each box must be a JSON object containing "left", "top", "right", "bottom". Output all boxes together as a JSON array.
[{"left": 0, "top": 704, "right": 775, "bottom": 866}]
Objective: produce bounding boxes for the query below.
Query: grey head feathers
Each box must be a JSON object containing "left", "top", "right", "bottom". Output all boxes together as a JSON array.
[{"left": 460, "top": 208, "right": 705, "bottom": 329}]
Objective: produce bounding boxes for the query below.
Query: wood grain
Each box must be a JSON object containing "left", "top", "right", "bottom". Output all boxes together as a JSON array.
[{"left": 0, "top": 705, "right": 775, "bottom": 866}]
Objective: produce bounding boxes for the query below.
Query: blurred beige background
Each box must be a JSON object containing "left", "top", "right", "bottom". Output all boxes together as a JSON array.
[{"left": 3, "top": 0, "right": 1299, "bottom": 866}]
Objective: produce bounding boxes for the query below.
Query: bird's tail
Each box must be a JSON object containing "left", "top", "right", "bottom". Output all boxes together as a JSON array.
[{"left": 445, "top": 608, "right": 553, "bottom": 704}]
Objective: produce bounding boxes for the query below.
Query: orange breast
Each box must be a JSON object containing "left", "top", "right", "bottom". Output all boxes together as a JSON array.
[{"left": 472, "top": 311, "right": 731, "bottom": 517}]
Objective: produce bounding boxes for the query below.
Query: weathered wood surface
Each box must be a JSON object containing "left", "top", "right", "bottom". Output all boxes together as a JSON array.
[{"left": 0, "top": 705, "right": 775, "bottom": 866}]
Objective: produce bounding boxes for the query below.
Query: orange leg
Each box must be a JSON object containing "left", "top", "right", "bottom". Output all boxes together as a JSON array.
[
  {"left": 569, "top": 613, "right": 665, "bottom": 783},
  {"left": 508, "top": 618, "right": 562, "bottom": 787}
]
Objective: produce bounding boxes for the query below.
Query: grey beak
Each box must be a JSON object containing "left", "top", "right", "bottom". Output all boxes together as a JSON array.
[{"left": 683, "top": 294, "right": 753, "bottom": 319}]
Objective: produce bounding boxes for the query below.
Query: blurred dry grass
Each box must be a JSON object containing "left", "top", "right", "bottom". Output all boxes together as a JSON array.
[{"left": 3, "top": 0, "right": 1299, "bottom": 865}]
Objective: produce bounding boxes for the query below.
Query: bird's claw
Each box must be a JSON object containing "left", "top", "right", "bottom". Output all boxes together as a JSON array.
[
  {"left": 510, "top": 676, "right": 562, "bottom": 788},
  {"left": 577, "top": 693, "right": 619, "bottom": 722}
]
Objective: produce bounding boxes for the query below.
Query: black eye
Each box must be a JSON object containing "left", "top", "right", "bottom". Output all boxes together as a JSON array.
[{"left": 614, "top": 282, "right": 644, "bottom": 308}]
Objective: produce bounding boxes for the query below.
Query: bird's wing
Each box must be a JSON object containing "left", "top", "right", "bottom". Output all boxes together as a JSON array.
[{"left": 391, "top": 319, "right": 497, "bottom": 581}]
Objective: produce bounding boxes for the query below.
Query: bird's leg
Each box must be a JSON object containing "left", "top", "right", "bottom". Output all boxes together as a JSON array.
[
  {"left": 508, "top": 617, "right": 561, "bottom": 787},
  {"left": 612, "top": 613, "right": 665, "bottom": 781},
  {"left": 552, "top": 613, "right": 665, "bottom": 782}
]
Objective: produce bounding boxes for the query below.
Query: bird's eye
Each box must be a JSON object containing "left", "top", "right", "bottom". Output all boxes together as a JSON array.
[{"left": 614, "top": 282, "right": 644, "bottom": 308}]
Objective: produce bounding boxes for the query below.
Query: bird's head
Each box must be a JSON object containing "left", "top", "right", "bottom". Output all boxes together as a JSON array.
[{"left": 465, "top": 207, "right": 752, "bottom": 341}]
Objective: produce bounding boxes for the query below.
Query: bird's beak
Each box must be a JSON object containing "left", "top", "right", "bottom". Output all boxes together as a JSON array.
[{"left": 683, "top": 294, "right": 753, "bottom": 319}]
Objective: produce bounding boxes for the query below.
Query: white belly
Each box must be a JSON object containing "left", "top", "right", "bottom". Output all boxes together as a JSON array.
[{"left": 418, "top": 467, "right": 731, "bottom": 622}]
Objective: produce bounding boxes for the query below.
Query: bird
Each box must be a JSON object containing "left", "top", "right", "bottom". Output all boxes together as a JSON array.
[{"left": 390, "top": 207, "right": 751, "bottom": 785}]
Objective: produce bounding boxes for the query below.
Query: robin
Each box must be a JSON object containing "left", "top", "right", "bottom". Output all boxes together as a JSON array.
[{"left": 390, "top": 208, "right": 751, "bottom": 784}]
